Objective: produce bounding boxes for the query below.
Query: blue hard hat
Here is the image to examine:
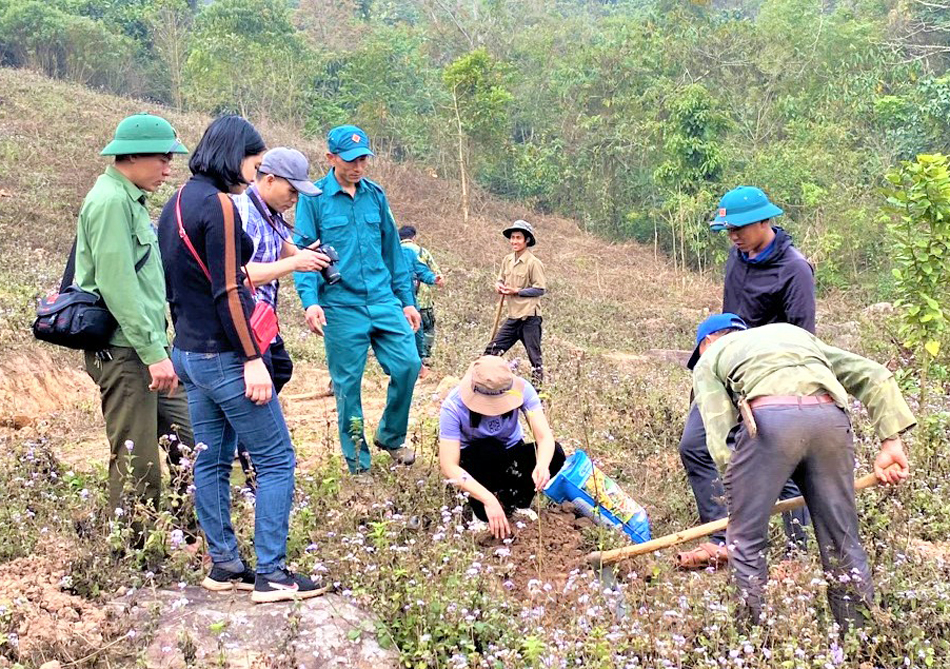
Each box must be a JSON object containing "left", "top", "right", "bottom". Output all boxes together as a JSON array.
[
  {"left": 687, "top": 313, "right": 749, "bottom": 370},
  {"left": 710, "top": 186, "right": 783, "bottom": 232},
  {"left": 327, "top": 125, "right": 374, "bottom": 162}
]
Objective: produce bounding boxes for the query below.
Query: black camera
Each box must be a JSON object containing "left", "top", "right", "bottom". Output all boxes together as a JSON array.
[{"left": 316, "top": 243, "right": 342, "bottom": 285}]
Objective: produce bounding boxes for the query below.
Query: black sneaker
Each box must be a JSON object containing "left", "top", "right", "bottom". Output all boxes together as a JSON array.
[
  {"left": 251, "top": 568, "right": 326, "bottom": 603},
  {"left": 201, "top": 564, "right": 256, "bottom": 592}
]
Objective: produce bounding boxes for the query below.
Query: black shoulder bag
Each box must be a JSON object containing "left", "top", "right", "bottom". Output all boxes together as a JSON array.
[{"left": 32, "top": 238, "right": 151, "bottom": 351}]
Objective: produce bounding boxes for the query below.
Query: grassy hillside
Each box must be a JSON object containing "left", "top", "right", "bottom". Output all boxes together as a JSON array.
[{"left": 0, "top": 68, "right": 947, "bottom": 669}]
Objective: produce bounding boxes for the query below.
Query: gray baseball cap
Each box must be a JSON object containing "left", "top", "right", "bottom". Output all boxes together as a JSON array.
[{"left": 259, "top": 147, "right": 321, "bottom": 196}]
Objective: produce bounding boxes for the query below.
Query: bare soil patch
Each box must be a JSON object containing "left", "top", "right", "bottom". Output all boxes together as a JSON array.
[
  {"left": 0, "top": 541, "right": 118, "bottom": 666},
  {"left": 0, "top": 349, "right": 94, "bottom": 421},
  {"left": 478, "top": 504, "right": 594, "bottom": 598}
]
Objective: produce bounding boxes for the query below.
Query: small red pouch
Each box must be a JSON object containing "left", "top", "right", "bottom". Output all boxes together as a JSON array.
[{"left": 248, "top": 299, "right": 278, "bottom": 354}]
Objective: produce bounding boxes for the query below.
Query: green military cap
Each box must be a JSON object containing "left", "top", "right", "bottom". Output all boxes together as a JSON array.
[{"left": 100, "top": 113, "right": 188, "bottom": 156}]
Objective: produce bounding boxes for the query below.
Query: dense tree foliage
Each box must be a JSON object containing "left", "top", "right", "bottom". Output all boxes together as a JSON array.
[{"left": 2, "top": 0, "right": 950, "bottom": 288}]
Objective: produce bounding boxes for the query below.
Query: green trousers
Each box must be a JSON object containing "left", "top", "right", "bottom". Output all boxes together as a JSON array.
[
  {"left": 84, "top": 346, "right": 194, "bottom": 514},
  {"left": 415, "top": 307, "right": 436, "bottom": 361},
  {"left": 323, "top": 304, "right": 421, "bottom": 473}
]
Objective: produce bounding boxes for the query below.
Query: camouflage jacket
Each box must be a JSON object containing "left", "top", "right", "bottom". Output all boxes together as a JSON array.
[
  {"left": 693, "top": 323, "right": 916, "bottom": 469},
  {"left": 401, "top": 240, "right": 440, "bottom": 309}
]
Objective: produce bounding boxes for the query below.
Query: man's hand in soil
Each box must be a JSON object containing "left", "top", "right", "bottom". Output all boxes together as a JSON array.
[
  {"left": 485, "top": 496, "right": 512, "bottom": 540},
  {"left": 404, "top": 306, "right": 421, "bottom": 332},
  {"left": 305, "top": 305, "right": 326, "bottom": 336},
  {"left": 531, "top": 463, "right": 551, "bottom": 492},
  {"left": 148, "top": 358, "right": 178, "bottom": 396},
  {"left": 874, "top": 436, "right": 910, "bottom": 485}
]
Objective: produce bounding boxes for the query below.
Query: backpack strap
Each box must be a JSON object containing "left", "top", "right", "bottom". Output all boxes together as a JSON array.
[
  {"left": 60, "top": 238, "right": 78, "bottom": 293},
  {"left": 61, "top": 233, "right": 151, "bottom": 292}
]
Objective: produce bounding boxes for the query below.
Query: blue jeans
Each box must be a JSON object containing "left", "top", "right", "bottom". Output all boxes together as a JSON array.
[{"left": 172, "top": 348, "right": 295, "bottom": 574}]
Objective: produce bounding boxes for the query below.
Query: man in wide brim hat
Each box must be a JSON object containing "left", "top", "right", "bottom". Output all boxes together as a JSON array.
[
  {"left": 484, "top": 220, "right": 547, "bottom": 386},
  {"left": 502, "top": 219, "right": 536, "bottom": 247},
  {"left": 438, "top": 355, "right": 566, "bottom": 540}
]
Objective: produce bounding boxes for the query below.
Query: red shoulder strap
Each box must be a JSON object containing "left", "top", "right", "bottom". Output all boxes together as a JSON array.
[
  {"left": 175, "top": 185, "right": 212, "bottom": 282},
  {"left": 176, "top": 186, "right": 258, "bottom": 296}
]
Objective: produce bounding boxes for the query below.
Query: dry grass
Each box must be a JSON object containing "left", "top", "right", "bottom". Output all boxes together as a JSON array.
[
  {"left": 3, "top": 67, "right": 948, "bottom": 669},
  {"left": 0, "top": 66, "right": 719, "bottom": 361}
]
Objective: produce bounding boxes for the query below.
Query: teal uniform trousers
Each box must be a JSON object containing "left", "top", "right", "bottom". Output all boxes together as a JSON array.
[{"left": 324, "top": 303, "right": 420, "bottom": 472}]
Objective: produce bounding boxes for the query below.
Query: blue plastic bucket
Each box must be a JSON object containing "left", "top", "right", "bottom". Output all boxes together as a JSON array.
[{"left": 543, "top": 450, "right": 651, "bottom": 543}]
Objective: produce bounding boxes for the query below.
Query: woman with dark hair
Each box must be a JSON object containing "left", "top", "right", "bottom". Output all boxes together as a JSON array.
[{"left": 158, "top": 116, "right": 324, "bottom": 603}]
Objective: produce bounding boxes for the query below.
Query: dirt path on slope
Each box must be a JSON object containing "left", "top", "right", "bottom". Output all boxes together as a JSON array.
[{"left": 0, "top": 349, "right": 449, "bottom": 473}]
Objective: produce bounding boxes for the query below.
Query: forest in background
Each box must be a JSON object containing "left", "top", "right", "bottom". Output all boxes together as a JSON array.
[{"left": 3, "top": 0, "right": 950, "bottom": 290}]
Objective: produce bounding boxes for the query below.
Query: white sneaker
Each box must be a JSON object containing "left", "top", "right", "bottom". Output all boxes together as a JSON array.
[{"left": 513, "top": 508, "right": 538, "bottom": 521}]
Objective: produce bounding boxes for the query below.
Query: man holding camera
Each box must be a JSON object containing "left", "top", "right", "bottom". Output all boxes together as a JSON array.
[
  {"left": 231, "top": 147, "right": 329, "bottom": 488},
  {"left": 294, "top": 125, "right": 421, "bottom": 475}
]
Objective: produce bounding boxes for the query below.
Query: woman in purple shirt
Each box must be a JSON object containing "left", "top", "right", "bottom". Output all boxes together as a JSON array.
[{"left": 439, "top": 356, "right": 565, "bottom": 539}]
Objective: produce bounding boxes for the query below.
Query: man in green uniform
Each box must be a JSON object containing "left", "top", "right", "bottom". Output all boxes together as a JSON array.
[
  {"left": 399, "top": 225, "right": 443, "bottom": 375},
  {"left": 76, "top": 113, "right": 194, "bottom": 522},
  {"left": 294, "top": 125, "right": 421, "bottom": 474},
  {"left": 691, "top": 314, "right": 914, "bottom": 631}
]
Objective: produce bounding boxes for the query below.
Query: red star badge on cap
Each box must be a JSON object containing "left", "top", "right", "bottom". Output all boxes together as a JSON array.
[
  {"left": 718, "top": 208, "right": 726, "bottom": 217},
  {"left": 352, "top": 134, "right": 361, "bottom": 143}
]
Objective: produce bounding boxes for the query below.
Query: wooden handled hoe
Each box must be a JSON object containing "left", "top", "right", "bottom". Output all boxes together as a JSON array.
[
  {"left": 489, "top": 294, "right": 506, "bottom": 341},
  {"left": 586, "top": 470, "right": 889, "bottom": 568}
]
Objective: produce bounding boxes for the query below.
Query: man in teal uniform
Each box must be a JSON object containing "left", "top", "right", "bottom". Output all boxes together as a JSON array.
[{"left": 294, "top": 125, "right": 421, "bottom": 474}]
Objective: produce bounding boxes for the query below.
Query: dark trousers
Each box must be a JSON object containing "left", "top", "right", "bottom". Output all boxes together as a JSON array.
[
  {"left": 237, "top": 336, "right": 293, "bottom": 484},
  {"left": 459, "top": 438, "right": 566, "bottom": 521},
  {"left": 726, "top": 404, "right": 873, "bottom": 631},
  {"left": 484, "top": 316, "right": 543, "bottom": 386},
  {"left": 679, "top": 403, "right": 809, "bottom": 547},
  {"left": 84, "top": 346, "right": 194, "bottom": 534}
]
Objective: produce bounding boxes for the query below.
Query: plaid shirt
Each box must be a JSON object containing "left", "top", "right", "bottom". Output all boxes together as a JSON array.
[{"left": 232, "top": 185, "right": 290, "bottom": 310}]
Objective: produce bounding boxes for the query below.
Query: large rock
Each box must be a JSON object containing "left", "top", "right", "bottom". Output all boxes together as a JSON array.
[{"left": 119, "top": 587, "right": 398, "bottom": 669}]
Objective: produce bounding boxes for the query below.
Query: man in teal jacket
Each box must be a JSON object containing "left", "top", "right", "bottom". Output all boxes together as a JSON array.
[{"left": 294, "top": 125, "right": 421, "bottom": 474}]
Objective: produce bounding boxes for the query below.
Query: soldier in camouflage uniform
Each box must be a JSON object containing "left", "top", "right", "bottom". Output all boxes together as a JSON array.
[
  {"left": 690, "top": 314, "right": 914, "bottom": 631},
  {"left": 399, "top": 225, "right": 443, "bottom": 374}
]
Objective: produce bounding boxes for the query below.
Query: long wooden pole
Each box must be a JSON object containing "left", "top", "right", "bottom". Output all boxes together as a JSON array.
[
  {"left": 489, "top": 295, "right": 506, "bottom": 341},
  {"left": 587, "top": 470, "right": 885, "bottom": 568}
]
